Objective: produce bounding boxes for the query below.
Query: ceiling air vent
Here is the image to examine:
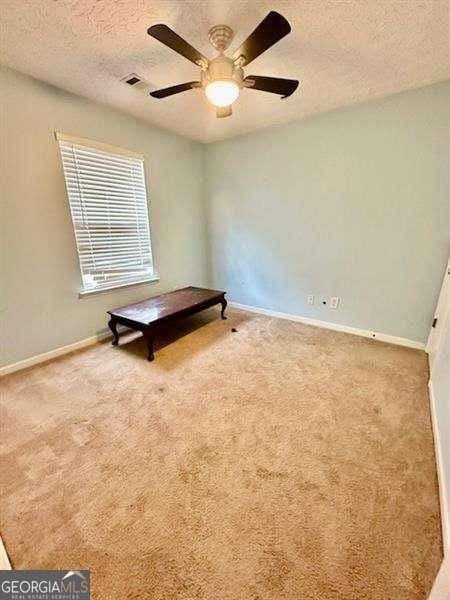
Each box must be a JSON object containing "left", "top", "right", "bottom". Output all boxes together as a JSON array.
[
  {"left": 120, "top": 73, "right": 150, "bottom": 93},
  {"left": 125, "top": 75, "right": 140, "bottom": 85}
]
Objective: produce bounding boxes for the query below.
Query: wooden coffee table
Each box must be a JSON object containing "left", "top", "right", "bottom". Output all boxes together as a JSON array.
[{"left": 107, "top": 286, "right": 227, "bottom": 361}]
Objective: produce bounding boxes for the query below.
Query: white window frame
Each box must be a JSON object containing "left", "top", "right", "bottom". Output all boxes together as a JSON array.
[{"left": 56, "top": 132, "right": 158, "bottom": 297}]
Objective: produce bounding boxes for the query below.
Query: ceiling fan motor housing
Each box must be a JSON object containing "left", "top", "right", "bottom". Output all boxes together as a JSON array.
[{"left": 201, "top": 54, "right": 244, "bottom": 89}]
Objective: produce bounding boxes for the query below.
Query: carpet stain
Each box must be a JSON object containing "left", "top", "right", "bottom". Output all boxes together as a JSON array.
[{"left": 254, "top": 466, "right": 287, "bottom": 480}]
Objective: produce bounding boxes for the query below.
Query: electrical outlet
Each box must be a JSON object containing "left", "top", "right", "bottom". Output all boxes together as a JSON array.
[
  {"left": 330, "top": 296, "right": 340, "bottom": 309},
  {"left": 307, "top": 294, "right": 314, "bottom": 305}
]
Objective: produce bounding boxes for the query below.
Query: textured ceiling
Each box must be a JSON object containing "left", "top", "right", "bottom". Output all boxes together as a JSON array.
[{"left": 1, "top": 0, "right": 450, "bottom": 143}]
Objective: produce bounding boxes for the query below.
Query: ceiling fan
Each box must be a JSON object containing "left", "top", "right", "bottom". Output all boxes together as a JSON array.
[{"left": 147, "top": 11, "right": 299, "bottom": 118}]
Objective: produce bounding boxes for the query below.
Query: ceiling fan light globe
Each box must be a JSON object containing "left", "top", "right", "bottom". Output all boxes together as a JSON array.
[{"left": 205, "top": 80, "right": 239, "bottom": 108}]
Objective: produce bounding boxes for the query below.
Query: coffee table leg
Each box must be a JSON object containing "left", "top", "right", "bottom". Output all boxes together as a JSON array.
[
  {"left": 143, "top": 329, "right": 155, "bottom": 362},
  {"left": 220, "top": 298, "right": 228, "bottom": 320},
  {"left": 108, "top": 318, "right": 120, "bottom": 346}
]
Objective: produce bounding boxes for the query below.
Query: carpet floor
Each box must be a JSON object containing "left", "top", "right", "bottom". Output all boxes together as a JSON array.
[{"left": 0, "top": 308, "right": 442, "bottom": 599}]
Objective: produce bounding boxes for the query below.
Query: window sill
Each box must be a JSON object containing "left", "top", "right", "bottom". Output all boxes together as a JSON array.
[{"left": 78, "top": 275, "right": 160, "bottom": 299}]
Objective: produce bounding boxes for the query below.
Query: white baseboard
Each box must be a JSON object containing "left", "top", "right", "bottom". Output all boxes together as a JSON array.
[
  {"left": 428, "top": 380, "right": 449, "bottom": 599},
  {"left": 0, "top": 303, "right": 426, "bottom": 377},
  {"left": 429, "top": 380, "right": 449, "bottom": 554},
  {"left": 230, "top": 302, "right": 426, "bottom": 350},
  {"left": 0, "top": 536, "right": 11, "bottom": 569},
  {"left": 428, "top": 556, "right": 450, "bottom": 600},
  {"left": 0, "top": 330, "right": 113, "bottom": 377}
]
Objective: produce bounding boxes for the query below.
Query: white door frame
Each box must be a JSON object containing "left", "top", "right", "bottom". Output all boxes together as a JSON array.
[
  {"left": 427, "top": 258, "right": 450, "bottom": 600},
  {"left": 427, "top": 259, "right": 450, "bottom": 371}
]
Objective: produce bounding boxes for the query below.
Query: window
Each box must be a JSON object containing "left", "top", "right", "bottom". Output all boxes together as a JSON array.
[{"left": 57, "top": 133, "right": 155, "bottom": 295}]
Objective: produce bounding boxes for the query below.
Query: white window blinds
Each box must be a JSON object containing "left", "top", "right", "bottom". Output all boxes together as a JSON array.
[{"left": 57, "top": 134, "right": 154, "bottom": 294}]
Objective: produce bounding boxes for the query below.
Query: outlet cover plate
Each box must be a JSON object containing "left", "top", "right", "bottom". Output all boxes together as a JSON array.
[{"left": 330, "top": 296, "right": 340, "bottom": 309}]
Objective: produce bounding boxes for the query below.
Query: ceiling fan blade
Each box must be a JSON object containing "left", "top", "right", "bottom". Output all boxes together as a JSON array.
[
  {"left": 244, "top": 76, "right": 299, "bottom": 99},
  {"left": 147, "top": 24, "right": 208, "bottom": 67},
  {"left": 216, "top": 106, "right": 232, "bottom": 118},
  {"left": 231, "top": 11, "right": 291, "bottom": 67},
  {"left": 150, "top": 81, "right": 200, "bottom": 99}
]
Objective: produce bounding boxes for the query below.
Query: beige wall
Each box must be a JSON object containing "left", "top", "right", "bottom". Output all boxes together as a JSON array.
[
  {"left": 205, "top": 81, "right": 450, "bottom": 343},
  {"left": 0, "top": 67, "right": 208, "bottom": 365},
  {"left": 2, "top": 66, "right": 450, "bottom": 367}
]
